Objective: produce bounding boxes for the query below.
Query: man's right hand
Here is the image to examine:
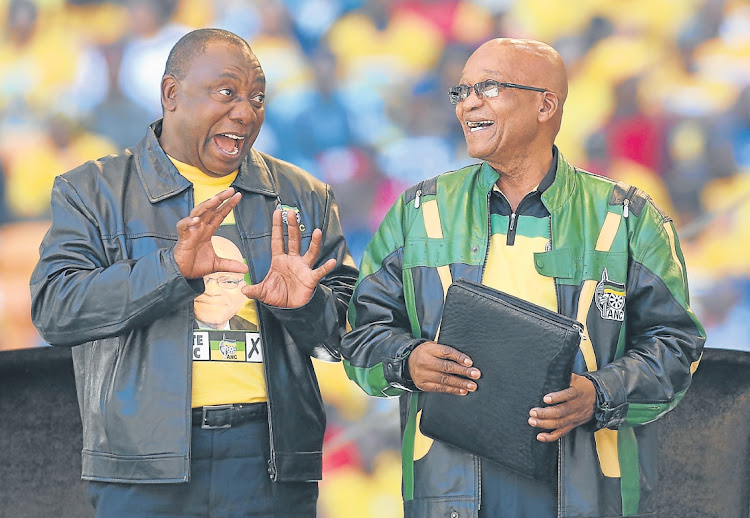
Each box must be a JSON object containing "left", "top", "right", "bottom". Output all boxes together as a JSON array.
[
  {"left": 174, "top": 188, "right": 249, "bottom": 279},
  {"left": 408, "top": 341, "right": 481, "bottom": 395}
]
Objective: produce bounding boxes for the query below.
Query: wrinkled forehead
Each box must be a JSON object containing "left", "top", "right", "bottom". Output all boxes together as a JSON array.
[
  {"left": 190, "top": 41, "right": 265, "bottom": 83},
  {"left": 462, "top": 44, "right": 538, "bottom": 83}
]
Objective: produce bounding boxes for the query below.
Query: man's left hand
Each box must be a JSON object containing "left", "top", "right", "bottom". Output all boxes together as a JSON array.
[
  {"left": 242, "top": 209, "right": 336, "bottom": 308},
  {"left": 528, "top": 373, "right": 596, "bottom": 442}
]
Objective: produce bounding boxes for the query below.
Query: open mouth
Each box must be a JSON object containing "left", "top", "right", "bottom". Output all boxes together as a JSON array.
[
  {"left": 465, "top": 120, "right": 494, "bottom": 132},
  {"left": 214, "top": 133, "right": 245, "bottom": 156}
]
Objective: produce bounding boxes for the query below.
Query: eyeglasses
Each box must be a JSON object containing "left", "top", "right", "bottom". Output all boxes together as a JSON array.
[
  {"left": 447, "top": 79, "right": 547, "bottom": 104},
  {"left": 204, "top": 276, "right": 246, "bottom": 289}
]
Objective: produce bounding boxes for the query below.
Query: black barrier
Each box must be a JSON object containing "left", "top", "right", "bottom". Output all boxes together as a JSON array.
[
  {"left": 0, "top": 346, "right": 92, "bottom": 518},
  {"left": 0, "top": 346, "right": 748, "bottom": 517},
  {"left": 656, "top": 347, "right": 750, "bottom": 518}
]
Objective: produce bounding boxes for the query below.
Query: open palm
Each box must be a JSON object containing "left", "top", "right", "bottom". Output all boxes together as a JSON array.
[
  {"left": 242, "top": 210, "right": 336, "bottom": 308},
  {"left": 174, "top": 188, "right": 248, "bottom": 279}
]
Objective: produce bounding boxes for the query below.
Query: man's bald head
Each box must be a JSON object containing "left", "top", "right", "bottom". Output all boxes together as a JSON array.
[
  {"left": 456, "top": 38, "right": 568, "bottom": 169},
  {"left": 212, "top": 236, "right": 244, "bottom": 263},
  {"left": 470, "top": 38, "right": 568, "bottom": 107},
  {"left": 163, "top": 28, "right": 253, "bottom": 81}
]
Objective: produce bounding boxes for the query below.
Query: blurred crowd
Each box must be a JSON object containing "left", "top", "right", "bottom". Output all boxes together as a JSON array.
[{"left": 1, "top": 0, "right": 749, "bottom": 516}]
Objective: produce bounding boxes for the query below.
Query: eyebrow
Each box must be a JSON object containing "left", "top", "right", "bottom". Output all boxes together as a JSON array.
[{"left": 217, "top": 71, "right": 266, "bottom": 87}]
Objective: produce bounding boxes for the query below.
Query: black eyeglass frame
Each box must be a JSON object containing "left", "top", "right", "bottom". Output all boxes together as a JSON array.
[{"left": 447, "top": 79, "right": 548, "bottom": 104}]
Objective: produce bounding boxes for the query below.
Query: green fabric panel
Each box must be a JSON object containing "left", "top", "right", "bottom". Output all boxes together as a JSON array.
[
  {"left": 533, "top": 249, "right": 629, "bottom": 285},
  {"left": 636, "top": 219, "right": 706, "bottom": 336},
  {"left": 357, "top": 199, "right": 405, "bottom": 279},
  {"left": 545, "top": 168, "right": 623, "bottom": 286},
  {"left": 342, "top": 359, "right": 402, "bottom": 398},
  {"left": 534, "top": 248, "right": 574, "bottom": 279},
  {"left": 400, "top": 163, "right": 495, "bottom": 269},
  {"left": 618, "top": 426, "right": 640, "bottom": 516},
  {"left": 581, "top": 251, "right": 628, "bottom": 281},
  {"left": 401, "top": 237, "right": 484, "bottom": 269},
  {"left": 403, "top": 268, "right": 422, "bottom": 338},
  {"left": 402, "top": 393, "right": 419, "bottom": 501},
  {"left": 625, "top": 390, "right": 686, "bottom": 426}
]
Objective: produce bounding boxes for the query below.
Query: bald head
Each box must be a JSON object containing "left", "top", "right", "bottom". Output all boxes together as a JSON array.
[
  {"left": 164, "top": 28, "right": 253, "bottom": 81},
  {"left": 456, "top": 38, "right": 568, "bottom": 174},
  {"left": 212, "top": 236, "right": 244, "bottom": 263},
  {"left": 469, "top": 38, "right": 567, "bottom": 107}
]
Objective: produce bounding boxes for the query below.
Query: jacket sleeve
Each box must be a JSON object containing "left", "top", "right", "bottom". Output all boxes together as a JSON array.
[
  {"left": 340, "top": 196, "right": 425, "bottom": 397},
  {"left": 584, "top": 209, "right": 706, "bottom": 429},
  {"left": 263, "top": 186, "right": 358, "bottom": 361},
  {"left": 30, "top": 175, "right": 203, "bottom": 347}
]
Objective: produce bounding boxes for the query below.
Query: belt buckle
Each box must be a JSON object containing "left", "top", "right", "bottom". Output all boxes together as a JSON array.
[{"left": 201, "top": 404, "right": 233, "bottom": 430}]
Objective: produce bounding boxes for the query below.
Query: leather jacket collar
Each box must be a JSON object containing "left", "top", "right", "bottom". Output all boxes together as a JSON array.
[{"left": 137, "top": 120, "right": 278, "bottom": 203}]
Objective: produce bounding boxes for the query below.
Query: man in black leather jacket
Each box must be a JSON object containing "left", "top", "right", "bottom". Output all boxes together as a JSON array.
[{"left": 30, "top": 28, "right": 357, "bottom": 517}]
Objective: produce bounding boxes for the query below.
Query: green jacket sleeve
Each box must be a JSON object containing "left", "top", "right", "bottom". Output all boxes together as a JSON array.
[{"left": 341, "top": 195, "right": 425, "bottom": 397}]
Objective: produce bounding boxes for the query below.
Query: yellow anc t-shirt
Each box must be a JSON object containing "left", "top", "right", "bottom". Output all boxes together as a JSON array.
[
  {"left": 168, "top": 156, "right": 267, "bottom": 407},
  {"left": 482, "top": 185, "right": 558, "bottom": 313}
]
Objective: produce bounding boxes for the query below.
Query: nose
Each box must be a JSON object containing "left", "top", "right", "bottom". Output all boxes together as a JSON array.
[
  {"left": 204, "top": 278, "right": 222, "bottom": 295},
  {"left": 461, "top": 86, "right": 484, "bottom": 109},
  {"left": 230, "top": 98, "right": 257, "bottom": 125}
]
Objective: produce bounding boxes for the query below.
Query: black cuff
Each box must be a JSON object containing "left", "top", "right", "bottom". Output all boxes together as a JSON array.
[
  {"left": 382, "top": 346, "right": 420, "bottom": 392},
  {"left": 583, "top": 373, "right": 629, "bottom": 430}
]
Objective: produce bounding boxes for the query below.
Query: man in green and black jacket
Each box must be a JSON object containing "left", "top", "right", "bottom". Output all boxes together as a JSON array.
[{"left": 341, "top": 38, "right": 705, "bottom": 518}]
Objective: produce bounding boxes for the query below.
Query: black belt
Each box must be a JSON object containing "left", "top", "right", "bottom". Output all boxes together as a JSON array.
[{"left": 192, "top": 403, "right": 267, "bottom": 429}]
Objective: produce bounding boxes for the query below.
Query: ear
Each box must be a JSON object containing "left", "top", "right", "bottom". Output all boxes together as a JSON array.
[
  {"left": 537, "top": 91, "right": 559, "bottom": 123},
  {"left": 161, "top": 75, "right": 179, "bottom": 112}
]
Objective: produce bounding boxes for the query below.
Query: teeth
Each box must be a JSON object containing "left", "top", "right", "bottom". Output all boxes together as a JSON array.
[
  {"left": 466, "top": 120, "right": 494, "bottom": 132},
  {"left": 222, "top": 134, "right": 245, "bottom": 140}
]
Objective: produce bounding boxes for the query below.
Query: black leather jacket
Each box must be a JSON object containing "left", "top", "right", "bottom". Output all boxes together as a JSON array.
[{"left": 30, "top": 122, "right": 357, "bottom": 483}]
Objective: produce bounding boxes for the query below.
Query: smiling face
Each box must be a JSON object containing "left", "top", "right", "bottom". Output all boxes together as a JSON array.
[
  {"left": 194, "top": 236, "right": 247, "bottom": 326},
  {"left": 455, "top": 39, "right": 566, "bottom": 170},
  {"left": 160, "top": 40, "right": 266, "bottom": 177}
]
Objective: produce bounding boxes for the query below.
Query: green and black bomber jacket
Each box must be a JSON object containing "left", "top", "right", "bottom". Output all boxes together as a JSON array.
[{"left": 341, "top": 149, "right": 706, "bottom": 518}]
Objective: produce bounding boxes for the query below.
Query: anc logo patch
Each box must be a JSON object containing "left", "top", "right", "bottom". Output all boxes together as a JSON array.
[
  {"left": 276, "top": 203, "right": 301, "bottom": 226},
  {"left": 595, "top": 268, "right": 625, "bottom": 322}
]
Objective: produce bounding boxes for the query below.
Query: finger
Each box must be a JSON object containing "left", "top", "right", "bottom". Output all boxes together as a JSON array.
[
  {"left": 212, "top": 192, "right": 242, "bottom": 223},
  {"left": 310, "top": 258, "right": 337, "bottom": 284},
  {"left": 535, "top": 426, "right": 572, "bottom": 442},
  {"left": 542, "top": 386, "right": 577, "bottom": 405},
  {"left": 418, "top": 353, "right": 481, "bottom": 382},
  {"left": 190, "top": 188, "right": 236, "bottom": 218},
  {"left": 241, "top": 283, "right": 262, "bottom": 301},
  {"left": 213, "top": 257, "right": 249, "bottom": 275},
  {"left": 420, "top": 375, "right": 477, "bottom": 395},
  {"left": 303, "top": 228, "right": 323, "bottom": 266},
  {"left": 286, "top": 210, "right": 300, "bottom": 256},
  {"left": 430, "top": 343, "right": 475, "bottom": 369},
  {"left": 528, "top": 411, "right": 565, "bottom": 431},
  {"left": 176, "top": 215, "right": 201, "bottom": 236},
  {"left": 270, "top": 210, "right": 285, "bottom": 256}
]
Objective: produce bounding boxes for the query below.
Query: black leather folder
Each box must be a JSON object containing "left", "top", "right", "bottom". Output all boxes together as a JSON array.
[{"left": 419, "top": 279, "right": 583, "bottom": 481}]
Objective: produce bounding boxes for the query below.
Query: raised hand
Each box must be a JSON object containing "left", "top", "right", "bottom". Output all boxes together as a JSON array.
[
  {"left": 242, "top": 209, "right": 337, "bottom": 308},
  {"left": 174, "top": 188, "right": 249, "bottom": 279},
  {"left": 407, "top": 341, "right": 481, "bottom": 395},
  {"left": 528, "top": 373, "right": 596, "bottom": 442}
]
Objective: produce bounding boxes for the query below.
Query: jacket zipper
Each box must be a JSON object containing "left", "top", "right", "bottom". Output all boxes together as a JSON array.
[
  {"left": 496, "top": 189, "right": 537, "bottom": 246},
  {"left": 233, "top": 193, "right": 279, "bottom": 481},
  {"left": 558, "top": 432, "right": 563, "bottom": 518},
  {"left": 477, "top": 454, "right": 482, "bottom": 511},
  {"left": 622, "top": 185, "right": 637, "bottom": 218},
  {"left": 548, "top": 212, "right": 563, "bottom": 518},
  {"left": 185, "top": 188, "right": 195, "bottom": 483},
  {"left": 476, "top": 189, "right": 492, "bottom": 510}
]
